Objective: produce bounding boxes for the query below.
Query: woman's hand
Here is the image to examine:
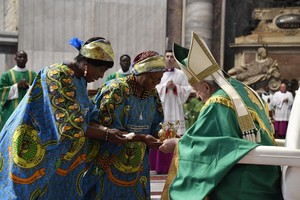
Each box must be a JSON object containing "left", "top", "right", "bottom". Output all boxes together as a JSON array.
[
  {"left": 159, "top": 138, "right": 180, "bottom": 153},
  {"left": 86, "top": 122, "right": 128, "bottom": 145},
  {"left": 106, "top": 128, "right": 128, "bottom": 145}
]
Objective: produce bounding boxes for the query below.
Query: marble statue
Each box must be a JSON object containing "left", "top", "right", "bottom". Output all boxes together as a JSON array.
[{"left": 228, "top": 47, "right": 281, "bottom": 90}]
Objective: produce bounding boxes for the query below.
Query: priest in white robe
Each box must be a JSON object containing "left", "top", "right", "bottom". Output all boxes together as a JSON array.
[
  {"left": 272, "top": 82, "right": 294, "bottom": 138},
  {"left": 150, "top": 49, "right": 191, "bottom": 174}
]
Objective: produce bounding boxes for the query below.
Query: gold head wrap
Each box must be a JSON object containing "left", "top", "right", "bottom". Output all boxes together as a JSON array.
[
  {"left": 133, "top": 55, "right": 165, "bottom": 75},
  {"left": 80, "top": 39, "right": 114, "bottom": 62},
  {"left": 173, "top": 32, "right": 260, "bottom": 143}
]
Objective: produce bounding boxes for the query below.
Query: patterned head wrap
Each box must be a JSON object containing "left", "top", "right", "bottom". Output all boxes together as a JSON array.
[
  {"left": 69, "top": 37, "right": 114, "bottom": 62},
  {"left": 132, "top": 51, "right": 165, "bottom": 76}
]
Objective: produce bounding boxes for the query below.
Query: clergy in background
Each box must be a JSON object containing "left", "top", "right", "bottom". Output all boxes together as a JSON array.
[
  {"left": 272, "top": 82, "right": 294, "bottom": 138},
  {"left": 105, "top": 54, "right": 132, "bottom": 82},
  {"left": 0, "top": 50, "right": 37, "bottom": 130},
  {"left": 150, "top": 49, "right": 191, "bottom": 174}
]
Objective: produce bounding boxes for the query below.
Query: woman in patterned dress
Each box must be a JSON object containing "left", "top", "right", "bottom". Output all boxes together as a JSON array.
[
  {"left": 90, "top": 51, "right": 165, "bottom": 199},
  {"left": 0, "top": 37, "right": 127, "bottom": 199}
]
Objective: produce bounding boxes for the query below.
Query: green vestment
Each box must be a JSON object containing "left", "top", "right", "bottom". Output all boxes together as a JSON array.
[
  {"left": 105, "top": 71, "right": 130, "bottom": 82},
  {"left": 164, "top": 78, "right": 282, "bottom": 200},
  {"left": 0, "top": 68, "right": 36, "bottom": 130}
]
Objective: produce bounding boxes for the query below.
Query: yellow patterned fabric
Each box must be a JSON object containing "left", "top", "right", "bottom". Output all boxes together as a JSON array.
[
  {"left": 80, "top": 39, "right": 114, "bottom": 61},
  {"left": 133, "top": 55, "right": 165, "bottom": 75}
]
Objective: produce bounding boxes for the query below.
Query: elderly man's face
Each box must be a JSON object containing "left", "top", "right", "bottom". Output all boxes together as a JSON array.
[
  {"left": 192, "top": 81, "right": 212, "bottom": 103},
  {"left": 280, "top": 83, "right": 287, "bottom": 93}
]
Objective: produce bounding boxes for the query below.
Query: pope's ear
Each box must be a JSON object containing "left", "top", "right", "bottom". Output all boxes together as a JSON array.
[{"left": 203, "top": 82, "right": 211, "bottom": 90}]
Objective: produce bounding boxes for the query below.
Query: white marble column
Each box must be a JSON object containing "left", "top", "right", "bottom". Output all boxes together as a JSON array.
[
  {"left": 184, "top": 0, "right": 214, "bottom": 48},
  {"left": 4, "top": 0, "right": 18, "bottom": 32}
]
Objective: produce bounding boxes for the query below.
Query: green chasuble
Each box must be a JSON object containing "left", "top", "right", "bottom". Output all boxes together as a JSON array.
[
  {"left": 0, "top": 68, "right": 36, "bottom": 130},
  {"left": 164, "top": 78, "right": 282, "bottom": 200},
  {"left": 105, "top": 71, "right": 130, "bottom": 82}
]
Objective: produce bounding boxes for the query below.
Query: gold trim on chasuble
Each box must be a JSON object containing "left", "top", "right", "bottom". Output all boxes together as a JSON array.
[
  {"left": 161, "top": 145, "right": 179, "bottom": 200},
  {"left": 202, "top": 96, "right": 275, "bottom": 143},
  {"left": 1, "top": 87, "right": 8, "bottom": 102},
  {"left": 29, "top": 70, "right": 33, "bottom": 84}
]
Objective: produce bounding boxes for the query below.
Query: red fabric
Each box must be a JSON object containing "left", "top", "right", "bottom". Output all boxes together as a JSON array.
[
  {"left": 274, "top": 120, "right": 288, "bottom": 137},
  {"left": 149, "top": 149, "right": 173, "bottom": 174}
]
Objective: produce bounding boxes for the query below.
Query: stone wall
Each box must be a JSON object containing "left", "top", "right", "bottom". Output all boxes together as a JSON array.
[
  {"left": 17, "top": 0, "right": 167, "bottom": 89},
  {"left": 0, "top": 0, "right": 18, "bottom": 73}
]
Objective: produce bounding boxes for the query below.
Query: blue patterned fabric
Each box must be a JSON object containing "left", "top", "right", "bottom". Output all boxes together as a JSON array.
[
  {"left": 90, "top": 75, "right": 164, "bottom": 199},
  {"left": 0, "top": 63, "right": 101, "bottom": 199}
]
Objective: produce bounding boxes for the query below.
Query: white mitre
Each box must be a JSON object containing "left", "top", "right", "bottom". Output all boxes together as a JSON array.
[{"left": 173, "top": 32, "right": 259, "bottom": 142}]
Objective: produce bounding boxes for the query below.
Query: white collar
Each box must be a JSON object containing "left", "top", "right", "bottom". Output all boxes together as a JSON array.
[
  {"left": 13, "top": 65, "right": 28, "bottom": 72},
  {"left": 118, "top": 67, "right": 132, "bottom": 75}
]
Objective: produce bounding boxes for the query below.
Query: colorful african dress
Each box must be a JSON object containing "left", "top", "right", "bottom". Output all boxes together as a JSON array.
[
  {"left": 91, "top": 75, "right": 164, "bottom": 199},
  {"left": 162, "top": 78, "right": 283, "bottom": 200},
  {"left": 0, "top": 67, "right": 37, "bottom": 130},
  {"left": 0, "top": 63, "right": 101, "bottom": 199}
]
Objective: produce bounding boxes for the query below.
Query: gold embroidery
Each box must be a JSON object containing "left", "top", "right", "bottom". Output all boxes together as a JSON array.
[
  {"left": 201, "top": 96, "right": 234, "bottom": 111},
  {"left": 248, "top": 108, "right": 276, "bottom": 144},
  {"left": 238, "top": 115, "right": 256, "bottom": 131},
  {"left": 244, "top": 86, "right": 263, "bottom": 110},
  {"left": 201, "top": 96, "right": 276, "bottom": 144},
  {"left": 161, "top": 145, "right": 179, "bottom": 200}
]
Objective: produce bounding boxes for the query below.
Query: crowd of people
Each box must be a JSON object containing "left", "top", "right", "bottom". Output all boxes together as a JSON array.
[{"left": 0, "top": 32, "right": 297, "bottom": 199}]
